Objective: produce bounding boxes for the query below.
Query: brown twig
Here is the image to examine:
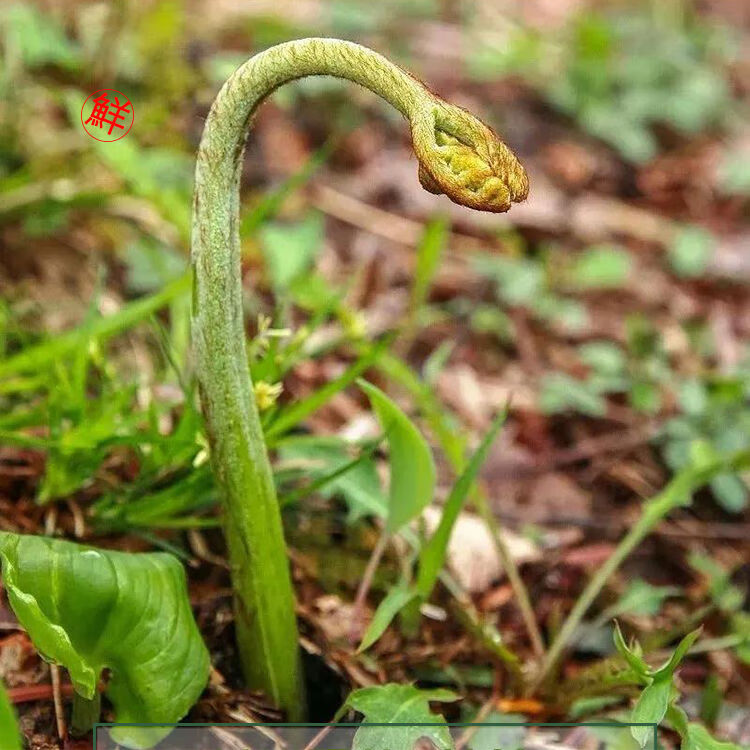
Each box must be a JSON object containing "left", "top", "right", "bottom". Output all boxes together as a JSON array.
[
  {"left": 8, "top": 682, "right": 75, "bottom": 704},
  {"left": 349, "top": 529, "right": 390, "bottom": 644},
  {"left": 50, "top": 664, "right": 68, "bottom": 742}
]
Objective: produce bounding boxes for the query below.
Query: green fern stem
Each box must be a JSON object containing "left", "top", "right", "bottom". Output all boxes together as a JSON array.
[{"left": 191, "top": 37, "right": 528, "bottom": 718}]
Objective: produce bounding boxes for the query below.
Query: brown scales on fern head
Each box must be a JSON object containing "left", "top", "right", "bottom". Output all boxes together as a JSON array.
[{"left": 412, "top": 100, "right": 529, "bottom": 214}]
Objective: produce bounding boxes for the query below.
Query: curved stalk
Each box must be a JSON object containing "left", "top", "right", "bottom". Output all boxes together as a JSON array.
[{"left": 191, "top": 37, "right": 528, "bottom": 718}]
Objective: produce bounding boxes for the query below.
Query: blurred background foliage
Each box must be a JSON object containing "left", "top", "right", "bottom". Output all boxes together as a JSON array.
[{"left": 0, "top": 0, "right": 749, "bottom": 746}]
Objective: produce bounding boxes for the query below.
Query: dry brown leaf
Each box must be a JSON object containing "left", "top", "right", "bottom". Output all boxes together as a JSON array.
[{"left": 422, "top": 506, "right": 539, "bottom": 593}]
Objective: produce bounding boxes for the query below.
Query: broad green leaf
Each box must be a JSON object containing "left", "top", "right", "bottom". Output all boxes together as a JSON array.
[
  {"left": 0, "top": 533, "right": 210, "bottom": 749},
  {"left": 667, "top": 70, "right": 729, "bottom": 134},
  {"left": 358, "top": 582, "right": 419, "bottom": 653},
  {"left": 632, "top": 677, "right": 673, "bottom": 747},
  {"left": 652, "top": 627, "right": 702, "bottom": 680},
  {"left": 374, "top": 350, "right": 468, "bottom": 476},
  {"left": 472, "top": 254, "right": 544, "bottom": 307},
  {"left": 416, "top": 410, "right": 506, "bottom": 598},
  {"left": 684, "top": 723, "right": 744, "bottom": 750},
  {"left": 344, "top": 683, "right": 457, "bottom": 750},
  {"left": 467, "top": 711, "right": 527, "bottom": 750},
  {"left": 710, "top": 473, "right": 748, "bottom": 513},
  {"left": 667, "top": 703, "right": 690, "bottom": 740},
  {"left": 359, "top": 380, "right": 436, "bottom": 533},
  {"left": 0, "top": 681, "right": 21, "bottom": 750},
  {"left": 590, "top": 725, "right": 644, "bottom": 750},
  {"left": 580, "top": 341, "right": 626, "bottom": 375},
  {"left": 125, "top": 237, "right": 187, "bottom": 294},
  {"left": 629, "top": 380, "right": 661, "bottom": 415},
  {"left": 277, "top": 435, "right": 386, "bottom": 521},
  {"left": 678, "top": 379, "right": 708, "bottom": 416},
  {"left": 469, "top": 305, "right": 514, "bottom": 341}
]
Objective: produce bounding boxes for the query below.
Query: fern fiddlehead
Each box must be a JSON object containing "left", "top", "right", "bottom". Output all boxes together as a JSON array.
[{"left": 191, "top": 38, "right": 528, "bottom": 718}]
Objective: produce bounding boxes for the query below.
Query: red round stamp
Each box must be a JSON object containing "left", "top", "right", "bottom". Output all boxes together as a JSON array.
[{"left": 81, "top": 89, "right": 134, "bottom": 142}]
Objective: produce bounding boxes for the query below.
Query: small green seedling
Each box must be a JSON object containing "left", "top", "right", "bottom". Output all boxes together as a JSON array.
[
  {"left": 613, "top": 622, "right": 701, "bottom": 747},
  {"left": 613, "top": 623, "right": 746, "bottom": 750}
]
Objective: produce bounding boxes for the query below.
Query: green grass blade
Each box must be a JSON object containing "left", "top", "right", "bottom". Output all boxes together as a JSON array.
[
  {"left": 534, "top": 447, "right": 750, "bottom": 691},
  {"left": 0, "top": 274, "right": 190, "bottom": 377},
  {"left": 416, "top": 409, "right": 506, "bottom": 599},
  {"left": 408, "top": 216, "right": 448, "bottom": 327},
  {"left": 358, "top": 379, "right": 436, "bottom": 533},
  {"left": 358, "top": 582, "right": 419, "bottom": 653},
  {"left": 0, "top": 681, "right": 21, "bottom": 750},
  {"left": 265, "top": 338, "right": 388, "bottom": 442}
]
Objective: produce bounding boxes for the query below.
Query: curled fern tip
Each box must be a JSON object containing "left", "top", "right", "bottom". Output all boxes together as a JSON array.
[{"left": 412, "top": 101, "right": 529, "bottom": 213}]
